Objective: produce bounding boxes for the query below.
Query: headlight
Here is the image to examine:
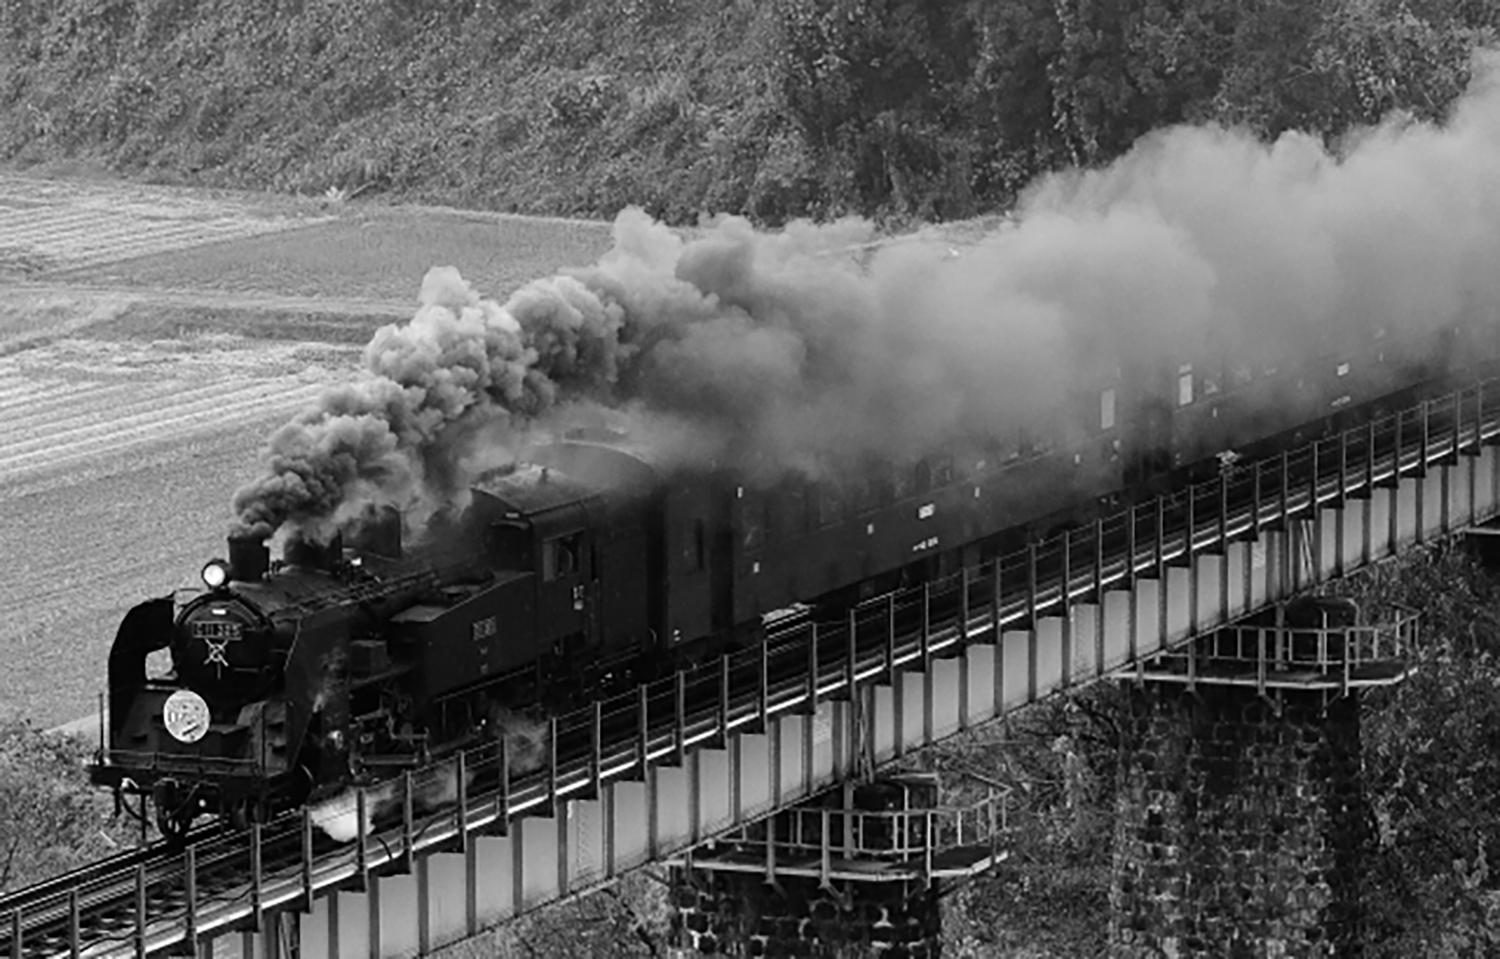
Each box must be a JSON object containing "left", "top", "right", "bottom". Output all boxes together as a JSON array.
[{"left": 201, "top": 559, "right": 231, "bottom": 589}]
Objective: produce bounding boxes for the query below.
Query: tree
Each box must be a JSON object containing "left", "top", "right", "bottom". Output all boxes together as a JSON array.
[{"left": 774, "top": 0, "right": 980, "bottom": 220}]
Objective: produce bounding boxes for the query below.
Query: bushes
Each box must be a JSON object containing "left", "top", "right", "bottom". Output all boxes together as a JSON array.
[
  {"left": 0, "top": 721, "right": 127, "bottom": 892},
  {"left": 1323, "top": 545, "right": 1500, "bottom": 953}
]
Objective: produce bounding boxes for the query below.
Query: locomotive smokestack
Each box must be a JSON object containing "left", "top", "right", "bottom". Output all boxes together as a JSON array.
[{"left": 227, "top": 535, "right": 270, "bottom": 582}]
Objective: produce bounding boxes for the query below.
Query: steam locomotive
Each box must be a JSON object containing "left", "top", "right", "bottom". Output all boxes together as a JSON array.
[{"left": 89, "top": 313, "right": 1491, "bottom": 838}]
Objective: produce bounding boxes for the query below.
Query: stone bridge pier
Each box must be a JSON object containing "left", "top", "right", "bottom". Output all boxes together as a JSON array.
[
  {"left": 666, "top": 775, "right": 1005, "bottom": 957},
  {"left": 1110, "top": 600, "right": 1414, "bottom": 957}
]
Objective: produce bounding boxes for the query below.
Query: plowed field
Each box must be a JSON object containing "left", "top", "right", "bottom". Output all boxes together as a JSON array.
[
  {"left": 0, "top": 335, "right": 361, "bottom": 726},
  {"left": 0, "top": 172, "right": 612, "bottom": 729}
]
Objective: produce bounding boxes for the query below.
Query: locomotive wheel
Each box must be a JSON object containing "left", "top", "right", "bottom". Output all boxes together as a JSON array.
[
  {"left": 227, "top": 797, "right": 269, "bottom": 830},
  {"left": 151, "top": 780, "right": 195, "bottom": 845},
  {"left": 155, "top": 800, "right": 195, "bottom": 845}
]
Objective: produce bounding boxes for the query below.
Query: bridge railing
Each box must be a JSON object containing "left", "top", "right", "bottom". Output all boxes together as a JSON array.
[
  {"left": 727, "top": 789, "right": 1008, "bottom": 869},
  {"left": 1196, "top": 612, "right": 1420, "bottom": 671}
]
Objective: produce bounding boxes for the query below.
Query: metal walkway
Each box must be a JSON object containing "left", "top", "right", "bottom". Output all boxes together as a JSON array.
[{"left": 7, "top": 382, "right": 1500, "bottom": 958}]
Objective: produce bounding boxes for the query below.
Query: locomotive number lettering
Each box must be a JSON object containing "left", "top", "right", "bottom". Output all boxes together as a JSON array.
[
  {"left": 189, "top": 621, "right": 243, "bottom": 641},
  {"left": 912, "top": 536, "right": 940, "bottom": 553}
]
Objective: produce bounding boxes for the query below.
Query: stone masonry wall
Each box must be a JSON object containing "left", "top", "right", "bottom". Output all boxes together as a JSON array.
[
  {"left": 1110, "top": 684, "right": 1370, "bottom": 957},
  {"left": 668, "top": 868, "right": 941, "bottom": 958}
]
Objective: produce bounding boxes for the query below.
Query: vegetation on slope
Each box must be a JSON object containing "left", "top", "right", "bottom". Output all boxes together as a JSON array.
[
  {"left": 0, "top": 0, "right": 1494, "bottom": 225},
  {"left": 0, "top": 720, "right": 131, "bottom": 892}
]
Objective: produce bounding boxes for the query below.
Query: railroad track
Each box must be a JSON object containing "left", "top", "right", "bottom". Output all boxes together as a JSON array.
[{"left": 2, "top": 381, "right": 1493, "bottom": 957}]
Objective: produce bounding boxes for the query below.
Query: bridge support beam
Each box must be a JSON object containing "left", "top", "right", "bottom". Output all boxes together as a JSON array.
[{"left": 1109, "top": 683, "right": 1369, "bottom": 957}]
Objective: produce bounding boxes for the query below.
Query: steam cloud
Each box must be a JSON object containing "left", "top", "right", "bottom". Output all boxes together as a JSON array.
[{"left": 233, "top": 51, "right": 1500, "bottom": 542}]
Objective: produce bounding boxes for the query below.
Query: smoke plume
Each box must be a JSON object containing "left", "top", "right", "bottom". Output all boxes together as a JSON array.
[{"left": 233, "top": 51, "right": 1500, "bottom": 542}]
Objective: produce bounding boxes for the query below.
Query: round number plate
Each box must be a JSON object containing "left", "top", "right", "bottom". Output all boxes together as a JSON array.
[{"left": 163, "top": 689, "right": 211, "bottom": 744}]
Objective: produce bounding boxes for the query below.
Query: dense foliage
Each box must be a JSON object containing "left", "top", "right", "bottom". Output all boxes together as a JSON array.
[
  {"left": 0, "top": 0, "right": 1494, "bottom": 224},
  {"left": 0, "top": 719, "right": 130, "bottom": 892},
  {"left": 1331, "top": 545, "right": 1500, "bottom": 955}
]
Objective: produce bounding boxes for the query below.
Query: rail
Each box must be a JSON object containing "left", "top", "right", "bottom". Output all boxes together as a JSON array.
[
  {"left": 684, "top": 787, "right": 1010, "bottom": 887},
  {"left": 4, "top": 379, "right": 1498, "bottom": 957},
  {"left": 1138, "top": 608, "right": 1419, "bottom": 695},
  {"left": 741, "top": 791, "right": 1008, "bottom": 863}
]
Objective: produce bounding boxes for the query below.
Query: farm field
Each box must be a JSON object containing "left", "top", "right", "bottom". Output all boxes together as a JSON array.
[
  {"left": 0, "top": 335, "right": 362, "bottom": 727},
  {"left": 0, "top": 171, "right": 614, "bottom": 729}
]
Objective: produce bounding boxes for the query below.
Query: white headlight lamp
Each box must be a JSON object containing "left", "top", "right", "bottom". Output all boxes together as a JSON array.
[{"left": 201, "top": 559, "right": 231, "bottom": 589}]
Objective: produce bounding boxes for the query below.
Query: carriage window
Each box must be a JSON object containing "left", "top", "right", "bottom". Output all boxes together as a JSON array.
[
  {"left": 784, "top": 483, "right": 807, "bottom": 536},
  {"left": 931, "top": 455, "right": 954, "bottom": 486},
  {"left": 687, "top": 520, "right": 706, "bottom": 571},
  {"left": 1005, "top": 430, "right": 1023, "bottom": 461},
  {"left": 1100, "top": 389, "right": 1116, "bottom": 431},
  {"left": 742, "top": 493, "right": 766, "bottom": 549},
  {"left": 866, "top": 466, "right": 895, "bottom": 509},
  {"left": 892, "top": 463, "right": 915, "bottom": 500},
  {"left": 805, "top": 484, "right": 823, "bottom": 531},
  {"left": 853, "top": 474, "right": 878, "bottom": 514},
  {"left": 1177, "top": 365, "right": 1194, "bottom": 406},
  {"left": 1025, "top": 423, "right": 1052, "bottom": 455},
  {"left": 817, "top": 484, "right": 843, "bottom": 526}
]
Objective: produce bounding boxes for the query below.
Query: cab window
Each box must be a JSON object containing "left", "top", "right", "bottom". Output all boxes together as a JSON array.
[{"left": 541, "top": 533, "right": 581, "bottom": 581}]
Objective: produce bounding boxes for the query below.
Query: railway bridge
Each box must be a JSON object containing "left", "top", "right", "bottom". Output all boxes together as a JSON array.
[{"left": 7, "top": 380, "right": 1500, "bottom": 957}]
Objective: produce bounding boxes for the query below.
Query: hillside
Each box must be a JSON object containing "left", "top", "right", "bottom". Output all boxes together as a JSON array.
[{"left": 1, "top": 0, "right": 1495, "bottom": 226}]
